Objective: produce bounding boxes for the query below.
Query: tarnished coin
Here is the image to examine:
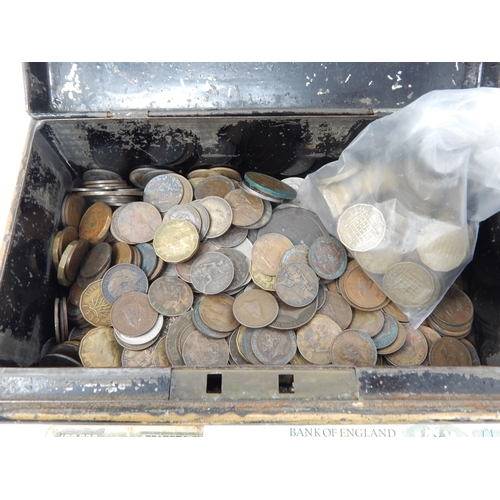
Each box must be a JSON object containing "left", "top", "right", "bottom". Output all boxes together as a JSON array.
[
  {"left": 165, "top": 311, "right": 193, "bottom": 366},
  {"left": 270, "top": 296, "right": 318, "bottom": 330},
  {"left": 217, "top": 248, "right": 250, "bottom": 291},
  {"left": 376, "top": 320, "right": 407, "bottom": 355},
  {"left": 122, "top": 345, "right": 158, "bottom": 367},
  {"left": 190, "top": 201, "right": 211, "bottom": 240},
  {"left": 337, "top": 204, "right": 386, "bottom": 252},
  {"left": 68, "top": 280, "right": 86, "bottom": 306},
  {"left": 297, "top": 314, "right": 342, "bottom": 364},
  {"left": 197, "top": 196, "right": 233, "bottom": 238},
  {"left": 330, "top": 329, "right": 378, "bottom": 367},
  {"left": 428, "top": 337, "right": 473, "bottom": 366},
  {"left": 195, "top": 175, "right": 234, "bottom": 199},
  {"left": 243, "top": 200, "right": 273, "bottom": 230},
  {"left": 430, "top": 286, "right": 474, "bottom": 329},
  {"left": 316, "top": 290, "right": 352, "bottom": 330},
  {"left": 57, "top": 239, "right": 89, "bottom": 286},
  {"left": 190, "top": 252, "right": 234, "bottom": 294},
  {"left": 236, "top": 325, "right": 263, "bottom": 365},
  {"left": 228, "top": 328, "right": 249, "bottom": 364},
  {"left": 79, "top": 279, "right": 112, "bottom": 327},
  {"left": 251, "top": 327, "right": 297, "bottom": 365},
  {"left": 280, "top": 245, "right": 309, "bottom": 268},
  {"left": 79, "top": 201, "right": 112, "bottom": 245},
  {"left": 136, "top": 243, "right": 158, "bottom": 278},
  {"left": 383, "top": 301, "right": 409, "bottom": 322},
  {"left": 250, "top": 262, "right": 276, "bottom": 291},
  {"left": 241, "top": 179, "right": 285, "bottom": 202},
  {"left": 111, "top": 241, "right": 133, "bottom": 265},
  {"left": 148, "top": 276, "right": 193, "bottom": 316},
  {"left": 181, "top": 330, "right": 230, "bottom": 366},
  {"left": 79, "top": 327, "right": 123, "bottom": 367},
  {"left": 175, "top": 240, "right": 218, "bottom": 283},
  {"left": 83, "top": 169, "right": 123, "bottom": 182},
  {"left": 460, "top": 338, "right": 481, "bottom": 366},
  {"left": 233, "top": 289, "right": 279, "bottom": 328},
  {"left": 383, "top": 262, "right": 436, "bottom": 307},
  {"left": 244, "top": 172, "right": 297, "bottom": 200},
  {"left": 385, "top": 323, "right": 428, "bottom": 366},
  {"left": 252, "top": 233, "right": 293, "bottom": 276},
  {"left": 169, "top": 173, "right": 194, "bottom": 204},
  {"left": 153, "top": 219, "right": 200, "bottom": 263},
  {"left": 110, "top": 292, "right": 158, "bottom": 337},
  {"left": 342, "top": 262, "right": 387, "bottom": 310},
  {"left": 211, "top": 226, "right": 249, "bottom": 248},
  {"left": 143, "top": 174, "right": 184, "bottom": 212},
  {"left": 114, "top": 314, "right": 164, "bottom": 350},
  {"left": 198, "top": 293, "right": 239, "bottom": 333},
  {"left": 309, "top": 236, "right": 347, "bottom": 280},
  {"left": 371, "top": 312, "right": 399, "bottom": 350},
  {"left": 163, "top": 203, "right": 202, "bottom": 233},
  {"left": 224, "top": 189, "right": 264, "bottom": 227},
  {"left": 101, "top": 263, "right": 149, "bottom": 305},
  {"left": 113, "top": 201, "right": 162, "bottom": 244},
  {"left": 151, "top": 336, "right": 172, "bottom": 367},
  {"left": 275, "top": 262, "right": 319, "bottom": 308},
  {"left": 79, "top": 241, "right": 112, "bottom": 279},
  {"left": 52, "top": 226, "right": 79, "bottom": 268},
  {"left": 290, "top": 350, "right": 313, "bottom": 365},
  {"left": 348, "top": 309, "right": 385, "bottom": 338},
  {"left": 62, "top": 193, "right": 87, "bottom": 230},
  {"left": 418, "top": 325, "right": 442, "bottom": 349}
]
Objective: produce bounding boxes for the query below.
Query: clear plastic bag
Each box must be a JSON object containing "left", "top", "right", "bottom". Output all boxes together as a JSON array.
[{"left": 296, "top": 88, "right": 500, "bottom": 327}]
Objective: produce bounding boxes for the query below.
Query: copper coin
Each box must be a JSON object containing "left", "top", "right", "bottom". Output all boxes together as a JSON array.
[
  {"left": 79, "top": 327, "right": 123, "bottom": 367},
  {"left": 151, "top": 336, "right": 172, "bottom": 367},
  {"left": 198, "top": 293, "right": 239, "bottom": 333},
  {"left": 297, "top": 314, "right": 342, "bottom": 364},
  {"left": 121, "top": 345, "right": 158, "bottom": 367},
  {"left": 418, "top": 325, "right": 442, "bottom": 349},
  {"left": 236, "top": 325, "right": 262, "bottom": 365},
  {"left": 181, "top": 330, "right": 229, "bottom": 366},
  {"left": 191, "top": 302, "right": 233, "bottom": 339},
  {"left": 209, "top": 166, "right": 242, "bottom": 180},
  {"left": 224, "top": 189, "right": 264, "bottom": 227},
  {"left": 129, "top": 167, "right": 157, "bottom": 188},
  {"left": 250, "top": 262, "right": 276, "bottom": 291},
  {"left": 348, "top": 309, "right": 385, "bottom": 338},
  {"left": 59, "top": 297, "right": 69, "bottom": 342},
  {"left": 243, "top": 200, "right": 273, "bottom": 230},
  {"left": 428, "top": 337, "right": 473, "bottom": 366},
  {"left": 252, "top": 233, "right": 293, "bottom": 276},
  {"left": 195, "top": 175, "right": 234, "bottom": 199},
  {"left": 280, "top": 244, "right": 310, "bottom": 267},
  {"left": 217, "top": 248, "right": 250, "bottom": 291},
  {"left": 275, "top": 262, "right": 319, "bottom": 308},
  {"left": 431, "top": 286, "right": 474, "bottom": 328},
  {"left": 383, "top": 301, "right": 409, "bottom": 322},
  {"left": 290, "top": 350, "right": 313, "bottom": 365},
  {"left": 251, "top": 327, "right": 297, "bottom": 365},
  {"left": 101, "top": 263, "right": 149, "bottom": 305},
  {"left": 309, "top": 235, "right": 347, "bottom": 280},
  {"left": 228, "top": 328, "right": 249, "bottom": 364},
  {"left": 79, "top": 202, "right": 112, "bottom": 245},
  {"left": 110, "top": 292, "right": 158, "bottom": 337},
  {"left": 233, "top": 289, "right": 279, "bottom": 328},
  {"left": 83, "top": 169, "right": 123, "bottom": 182},
  {"left": 79, "top": 279, "right": 112, "bottom": 327},
  {"left": 385, "top": 323, "right": 428, "bottom": 366},
  {"left": 190, "top": 201, "right": 211, "bottom": 240},
  {"left": 143, "top": 174, "right": 184, "bottom": 212},
  {"left": 377, "top": 320, "right": 407, "bottom": 355},
  {"left": 68, "top": 280, "right": 86, "bottom": 306},
  {"left": 113, "top": 201, "right": 163, "bottom": 244},
  {"left": 62, "top": 193, "right": 87, "bottom": 230},
  {"left": 79, "top": 241, "right": 112, "bottom": 279},
  {"left": 211, "top": 226, "right": 249, "bottom": 248},
  {"left": 198, "top": 196, "right": 233, "bottom": 239},
  {"left": 57, "top": 239, "right": 89, "bottom": 285},
  {"left": 52, "top": 226, "right": 79, "bottom": 268},
  {"left": 460, "top": 338, "right": 481, "bottom": 366},
  {"left": 111, "top": 242, "right": 134, "bottom": 265},
  {"left": 343, "top": 262, "right": 387, "bottom": 310},
  {"left": 190, "top": 251, "right": 234, "bottom": 294},
  {"left": 175, "top": 240, "right": 218, "bottom": 283},
  {"left": 244, "top": 171, "right": 297, "bottom": 200},
  {"left": 165, "top": 311, "right": 193, "bottom": 366},
  {"left": 136, "top": 243, "right": 158, "bottom": 278},
  {"left": 270, "top": 296, "right": 318, "bottom": 330},
  {"left": 148, "top": 276, "right": 193, "bottom": 316},
  {"left": 114, "top": 314, "right": 164, "bottom": 349},
  {"left": 371, "top": 312, "right": 399, "bottom": 349},
  {"left": 316, "top": 290, "right": 352, "bottom": 330},
  {"left": 153, "top": 219, "right": 200, "bottom": 263},
  {"left": 330, "top": 329, "right": 378, "bottom": 367},
  {"left": 163, "top": 204, "right": 202, "bottom": 233}
]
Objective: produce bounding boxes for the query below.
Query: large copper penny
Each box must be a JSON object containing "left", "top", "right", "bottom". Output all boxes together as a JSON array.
[
  {"left": 101, "top": 263, "right": 149, "bottom": 305},
  {"left": 79, "top": 241, "right": 112, "bottom": 279},
  {"left": 114, "top": 314, "right": 164, "bottom": 349},
  {"left": 430, "top": 286, "right": 474, "bottom": 328},
  {"left": 316, "top": 290, "right": 352, "bottom": 330},
  {"left": 195, "top": 175, "right": 234, "bottom": 200},
  {"left": 153, "top": 219, "right": 199, "bottom": 263},
  {"left": 233, "top": 289, "right": 279, "bottom": 328},
  {"left": 175, "top": 240, "right": 218, "bottom": 283},
  {"left": 181, "top": 330, "right": 230, "bottom": 366},
  {"left": 330, "top": 329, "right": 378, "bottom": 367},
  {"left": 198, "top": 196, "right": 233, "bottom": 238},
  {"left": 111, "top": 242, "right": 134, "bottom": 265},
  {"left": 280, "top": 244, "right": 310, "bottom": 267},
  {"left": 270, "top": 296, "right": 318, "bottom": 330},
  {"left": 385, "top": 323, "right": 428, "bottom": 366},
  {"left": 148, "top": 276, "right": 193, "bottom": 316},
  {"left": 217, "top": 248, "right": 250, "bottom": 291},
  {"left": 275, "top": 262, "right": 319, "bottom": 307},
  {"left": 79, "top": 279, "right": 112, "bottom": 327},
  {"left": 211, "top": 226, "right": 249, "bottom": 248},
  {"left": 163, "top": 203, "right": 202, "bottom": 233},
  {"left": 343, "top": 261, "right": 387, "bottom": 310},
  {"left": 122, "top": 345, "right": 158, "bottom": 367},
  {"left": 377, "top": 320, "right": 407, "bottom": 355},
  {"left": 224, "top": 189, "right": 264, "bottom": 227},
  {"left": 428, "top": 337, "right": 473, "bottom": 366},
  {"left": 198, "top": 293, "right": 239, "bottom": 333},
  {"left": 190, "top": 252, "right": 234, "bottom": 294},
  {"left": 110, "top": 292, "right": 158, "bottom": 337},
  {"left": 79, "top": 327, "right": 123, "bottom": 367},
  {"left": 151, "top": 336, "right": 172, "bottom": 367},
  {"left": 348, "top": 309, "right": 385, "bottom": 338},
  {"left": 192, "top": 301, "right": 233, "bottom": 339},
  {"left": 62, "top": 193, "right": 87, "bottom": 230},
  {"left": 251, "top": 327, "right": 297, "bottom": 365},
  {"left": 143, "top": 173, "right": 184, "bottom": 212},
  {"left": 165, "top": 311, "right": 193, "bottom": 366},
  {"left": 79, "top": 201, "right": 112, "bottom": 245},
  {"left": 113, "top": 201, "right": 162, "bottom": 244},
  {"left": 236, "top": 325, "right": 262, "bottom": 364},
  {"left": 252, "top": 233, "right": 293, "bottom": 276},
  {"left": 297, "top": 314, "right": 342, "bottom": 364},
  {"left": 309, "top": 235, "right": 347, "bottom": 280}
]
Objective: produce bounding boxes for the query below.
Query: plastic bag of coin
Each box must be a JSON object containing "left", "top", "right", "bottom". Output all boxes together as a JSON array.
[{"left": 296, "top": 88, "right": 500, "bottom": 327}]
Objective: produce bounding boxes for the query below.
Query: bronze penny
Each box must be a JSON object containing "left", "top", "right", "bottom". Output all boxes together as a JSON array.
[
  {"left": 198, "top": 196, "right": 233, "bottom": 239},
  {"left": 198, "top": 293, "right": 239, "bottom": 333},
  {"left": 59, "top": 297, "right": 69, "bottom": 342},
  {"left": 297, "top": 314, "right": 342, "bottom": 364},
  {"left": 270, "top": 296, "right": 318, "bottom": 330},
  {"left": 371, "top": 312, "right": 399, "bottom": 349},
  {"left": 113, "top": 201, "right": 163, "bottom": 244},
  {"left": 163, "top": 204, "right": 202, "bottom": 233},
  {"left": 79, "top": 241, "right": 112, "bottom": 279},
  {"left": 236, "top": 325, "right": 263, "bottom": 365},
  {"left": 165, "top": 311, "right": 193, "bottom": 366},
  {"left": 175, "top": 240, "right": 219, "bottom": 283},
  {"left": 79, "top": 279, "right": 112, "bottom": 327},
  {"left": 330, "top": 329, "right": 378, "bottom": 367},
  {"left": 110, "top": 292, "right": 158, "bottom": 337},
  {"left": 430, "top": 286, "right": 474, "bottom": 328},
  {"left": 57, "top": 239, "right": 89, "bottom": 285},
  {"left": 233, "top": 289, "right": 279, "bottom": 328},
  {"left": 190, "top": 201, "right": 211, "bottom": 240},
  {"left": 190, "top": 251, "right": 234, "bottom": 294},
  {"left": 148, "top": 276, "right": 193, "bottom": 316},
  {"left": 79, "top": 327, "right": 123, "bottom": 367},
  {"left": 316, "top": 290, "right": 352, "bottom": 330},
  {"left": 383, "top": 301, "right": 409, "bottom": 322},
  {"left": 342, "top": 261, "right": 388, "bottom": 310},
  {"left": 428, "top": 337, "right": 473, "bottom": 367},
  {"left": 217, "top": 248, "right": 250, "bottom": 291},
  {"left": 252, "top": 233, "right": 293, "bottom": 276},
  {"left": 275, "top": 262, "right": 319, "bottom": 308},
  {"left": 460, "top": 338, "right": 481, "bottom": 366},
  {"left": 101, "top": 263, "right": 149, "bottom": 305},
  {"left": 243, "top": 200, "right": 273, "bottom": 230},
  {"left": 143, "top": 173, "right": 184, "bottom": 212},
  {"left": 308, "top": 235, "right": 347, "bottom": 280},
  {"left": 181, "top": 330, "right": 230, "bottom": 366},
  {"left": 377, "top": 320, "right": 407, "bottom": 355},
  {"left": 280, "top": 245, "right": 310, "bottom": 267},
  {"left": 251, "top": 327, "right": 297, "bottom": 365},
  {"left": 224, "top": 189, "right": 264, "bottom": 227},
  {"left": 153, "top": 219, "right": 200, "bottom": 263},
  {"left": 348, "top": 309, "right": 385, "bottom": 338},
  {"left": 62, "top": 193, "right": 87, "bottom": 230},
  {"left": 211, "top": 226, "right": 249, "bottom": 248},
  {"left": 111, "top": 242, "right": 134, "bottom": 265},
  {"left": 52, "top": 226, "right": 79, "bottom": 267},
  {"left": 79, "top": 201, "right": 112, "bottom": 245},
  {"left": 385, "top": 323, "right": 428, "bottom": 366},
  {"left": 136, "top": 243, "right": 158, "bottom": 278},
  {"left": 170, "top": 173, "right": 194, "bottom": 205},
  {"left": 195, "top": 175, "right": 234, "bottom": 200},
  {"left": 228, "top": 328, "right": 249, "bottom": 364},
  {"left": 68, "top": 280, "right": 86, "bottom": 306},
  {"left": 290, "top": 350, "right": 313, "bottom": 365},
  {"left": 151, "top": 336, "right": 172, "bottom": 367},
  {"left": 121, "top": 345, "right": 158, "bottom": 367},
  {"left": 209, "top": 166, "right": 242, "bottom": 180},
  {"left": 418, "top": 325, "right": 442, "bottom": 349},
  {"left": 114, "top": 314, "right": 164, "bottom": 350},
  {"left": 250, "top": 262, "right": 276, "bottom": 291}
]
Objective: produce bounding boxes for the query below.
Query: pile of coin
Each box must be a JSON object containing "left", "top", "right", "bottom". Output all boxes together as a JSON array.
[{"left": 46, "top": 166, "right": 480, "bottom": 368}]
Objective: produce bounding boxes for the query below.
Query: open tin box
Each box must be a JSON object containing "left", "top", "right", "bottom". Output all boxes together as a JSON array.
[{"left": 1, "top": 62, "right": 500, "bottom": 425}]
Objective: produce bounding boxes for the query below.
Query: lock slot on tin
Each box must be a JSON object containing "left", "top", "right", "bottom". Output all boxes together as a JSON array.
[
  {"left": 206, "top": 373, "right": 222, "bottom": 394},
  {"left": 279, "top": 374, "right": 294, "bottom": 394}
]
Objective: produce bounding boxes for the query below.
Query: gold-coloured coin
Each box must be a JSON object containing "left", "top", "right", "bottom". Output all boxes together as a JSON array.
[
  {"left": 79, "top": 201, "right": 113, "bottom": 245},
  {"left": 57, "top": 239, "right": 89, "bottom": 286},
  {"left": 79, "top": 279, "right": 112, "bottom": 327},
  {"left": 250, "top": 262, "right": 276, "bottom": 291},
  {"left": 153, "top": 219, "right": 200, "bottom": 263},
  {"left": 111, "top": 242, "right": 134, "bottom": 265},
  {"left": 52, "top": 226, "right": 79, "bottom": 268},
  {"left": 62, "top": 193, "right": 87, "bottom": 230},
  {"left": 79, "top": 327, "right": 123, "bottom": 367}
]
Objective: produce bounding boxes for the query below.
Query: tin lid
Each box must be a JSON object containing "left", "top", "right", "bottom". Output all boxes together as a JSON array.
[{"left": 24, "top": 62, "right": 482, "bottom": 118}]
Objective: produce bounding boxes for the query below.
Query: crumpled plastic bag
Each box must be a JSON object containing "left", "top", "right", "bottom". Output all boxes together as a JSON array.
[{"left": 296, "top": 88, "right": 500, "bottom": 327}]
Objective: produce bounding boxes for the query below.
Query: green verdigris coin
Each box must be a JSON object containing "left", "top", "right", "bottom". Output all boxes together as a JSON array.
[
  {"left": 309, "top": 235, "right": 347, "bottom": 280},
  {"left": 371, "top": 312, "right": 399, "bottom": 349},
  {"left": 244, "top": 172, "right": 297, "bottom": 200}
]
